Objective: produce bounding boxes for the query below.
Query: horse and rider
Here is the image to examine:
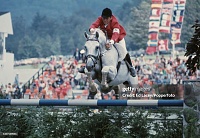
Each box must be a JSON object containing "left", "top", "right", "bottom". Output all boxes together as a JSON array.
[
  {"left": 79, "top": 8, "right": 136, "bottom": 77},
  {"left": 79, "top": 8, "right": 138, "bottom": 99}
]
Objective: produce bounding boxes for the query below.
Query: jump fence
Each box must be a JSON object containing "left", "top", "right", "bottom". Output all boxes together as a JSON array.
[{"left": 0, "top": 99, "right": 183, "bottom": 107}]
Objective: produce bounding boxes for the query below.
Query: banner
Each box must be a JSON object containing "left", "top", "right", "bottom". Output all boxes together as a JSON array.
[
  {"left": 151, "top": 9, "right": 161, "bottom": 16},
  {"left": 151, "top": 3, "right": 162, "bottom": 8},
  {"left": 146, "top": 46, "right": 157, "bottom": 54},
  {"left": 159, "top": 0, "right": 174, "bottom": 33},
  {"left": 171, "top": 33, "right": 181, "bottom": 44},
  {"left": 152, "top": 0, "right": 162, "bottom": 3},
  {"left": 170, "top": 0, "right": 186, "bottom": 44},
  {"left": 149, "top": 27, "right": 159, "bottom": 33},
  {"left": 158, "top": 39, "right": 169, "bottom": 51},
  {"left": 147, "top": 0, "right": 163, "bottom": 48},
  {"left": 148, "top": 32, "right": 158, "bottom": 40},
  {"left": 147, "top": 40, "right": 158, "bottom": 47},
  {"left": 147, "top": 0, "right": 187, "bottom": 53},
  {"left": 149, "top": 21, "right": 160, "bottom": 28}
]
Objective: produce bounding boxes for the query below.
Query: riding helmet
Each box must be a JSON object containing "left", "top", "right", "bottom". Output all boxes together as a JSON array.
[{"left": 101, "top": 8, "right": 112, "bottom": 18}]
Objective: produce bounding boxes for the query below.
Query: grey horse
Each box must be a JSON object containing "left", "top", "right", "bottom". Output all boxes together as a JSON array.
[{"left": 83, "top": 29, "right": 138, "bottom": 99}]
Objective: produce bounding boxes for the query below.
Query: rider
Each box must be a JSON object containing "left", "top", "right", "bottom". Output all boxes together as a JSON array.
[{"left": 79, "top": 7, "right": 136, "bottom": 77}]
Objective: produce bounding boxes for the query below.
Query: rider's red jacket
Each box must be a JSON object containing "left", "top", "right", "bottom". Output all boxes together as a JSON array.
[{"left": 90, "top": 15, "right": 126, "bottom": 43}]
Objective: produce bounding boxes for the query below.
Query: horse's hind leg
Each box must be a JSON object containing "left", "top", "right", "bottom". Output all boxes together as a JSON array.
[
  {"left": 113, "top": 85, "right": 120, "bottom": 99},
  {"left": 128, "top": 76, "right": 138, "bottom": 87}
]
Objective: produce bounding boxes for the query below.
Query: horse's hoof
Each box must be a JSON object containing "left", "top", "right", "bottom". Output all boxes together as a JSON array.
[
  {"left": 89, "top": 86, "right": 97, "bottom": 93},
  {"left": 114, "top": 94, "right": 120, "bottom": 100},
  {"left": 88, "top": 90, "right": 97, "bottom": 96},
  {"left": 101, "top": 84, "right": 109, "bottom": 90}
]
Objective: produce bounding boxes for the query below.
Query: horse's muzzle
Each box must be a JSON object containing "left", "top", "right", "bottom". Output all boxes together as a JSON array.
[
  {"left": 85, "top": 55, "right": 97, "bottom": 72},
  {"left": 86, "top": 64, "right": 93, "bottom": 72}
]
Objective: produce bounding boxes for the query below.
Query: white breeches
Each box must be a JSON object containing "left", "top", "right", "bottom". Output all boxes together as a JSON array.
[{"left": 114, "top": 38, "right": 127, "bottom": 62}]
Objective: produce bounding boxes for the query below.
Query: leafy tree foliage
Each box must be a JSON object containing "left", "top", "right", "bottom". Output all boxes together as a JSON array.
[
  {"left": 181, "top": 0, "right": 200, "bottom": 47},
  {"left": 0, "top": 106, "right": 182, "bottom": 138},
  {"left": 185, "top": 20, "right": 200, "bottom": 72},
  {"left": 17, "top": 35, "right": 35, "bottom": 59},
  {"left": 6, "top": 16, "right": 27, "bottom": 55},
  {"left": 125, "top": 1, "right": 151, "bottom": 50},
  {"left": 3, "top": 0, "right": 200, "bottom": 60}
]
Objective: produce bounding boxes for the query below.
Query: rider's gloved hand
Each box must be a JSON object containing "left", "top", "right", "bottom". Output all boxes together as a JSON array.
[
  {"left": 105, "top": 40, "right": 114, "bottom": 50},
  {"left": 90, "top": 28, "right": 95, "bottom": 34}
]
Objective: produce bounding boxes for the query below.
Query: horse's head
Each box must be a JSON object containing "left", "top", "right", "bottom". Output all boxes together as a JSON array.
[{"left": 83, "top": 29, "right": 106, "bottom": 72}]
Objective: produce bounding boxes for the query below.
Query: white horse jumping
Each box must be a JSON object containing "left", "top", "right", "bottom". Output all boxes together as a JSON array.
[{"left": 83, "top": 29, "right": 138, "bottom": 99}]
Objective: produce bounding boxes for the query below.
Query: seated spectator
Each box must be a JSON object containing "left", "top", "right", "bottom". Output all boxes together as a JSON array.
[
  {"left": 55, "top": 85, "right": 61, "bottom": 99},
  {"left": 154, "top": 77, "right": 162, "bottom": 85},
  {"left": 38, "top": 80, "right": 46, "bottom": 93},
  {"left": 61, "top": 84, "right": 68, "bottom": 97},
  {"left": 55, "top": 74, "right": 64, "bottom": 86},
  {"left": 162, "top": 76, "right": 170, "bottom": 84},
  {"left": 41, "top": 89, "right": 46, "bottom": 99},
  {"left": 13, "top": 86, "right": 21, "bottom": 99},
  {"left": 5, "top": 83, "right": 13, "bottom": 99},
  {"left": 46, "top": 83, "right": 54, "bottom": 99}
]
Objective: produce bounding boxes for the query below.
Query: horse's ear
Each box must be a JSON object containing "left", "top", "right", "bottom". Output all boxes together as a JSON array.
[
  {"left": 84, "top": 31, "right": 88, "bottom": 39},
  {"left": 96, "top": 32, "right": 99, "bottom": 38}
]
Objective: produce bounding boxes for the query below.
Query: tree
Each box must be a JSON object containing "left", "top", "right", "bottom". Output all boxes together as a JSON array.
[
  {"left": 49, "top": 36, "right": 61, "bottom": 56},
  {"left": 181, "top": 0, "right": 200, "bottom": 47},
  {"left": 185, "top": 20, "right": 200, "bottom": 72},
  {"left": 17, "top": 35, "right": 35, "bottom": 59},
  {"left": 34, "top": 35, "right": 61, "bottom": 57},
  {"left": 6, "top": 16, "right": 27, "bottom": 57},
  {"left": 125, "top": 0, "right": 151, "bottom": 50}
]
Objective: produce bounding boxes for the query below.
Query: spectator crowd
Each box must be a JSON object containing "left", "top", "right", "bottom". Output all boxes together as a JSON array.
[
  {"left": 0, "top": 52, "right": 199, "bottom": 100},
  {"left": 134, "top": 54, "right": 196, "bottom": 85}
]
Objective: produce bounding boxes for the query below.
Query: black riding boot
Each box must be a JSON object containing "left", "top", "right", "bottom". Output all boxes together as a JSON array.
[{"left": 125, "top": 53, "right": 136, "bottom": 77}]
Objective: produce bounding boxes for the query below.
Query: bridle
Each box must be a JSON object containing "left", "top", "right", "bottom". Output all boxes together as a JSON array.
[
  {"left": 85, "top": 36, "right": 101, "bottom": 69},
  {"left": 84, "top": 30, "right": 109, "bottom": 69}
]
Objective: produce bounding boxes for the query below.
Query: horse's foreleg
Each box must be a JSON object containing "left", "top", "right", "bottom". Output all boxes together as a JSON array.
[
  {"left": 101, "top": 66, "right": 117, "bottom": 90},
  {"left": 101, "top": 71, "right": 109, "bottom": 90},
  {"left": 86, "top": 72, "right": 97, "bottom": 97}
]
